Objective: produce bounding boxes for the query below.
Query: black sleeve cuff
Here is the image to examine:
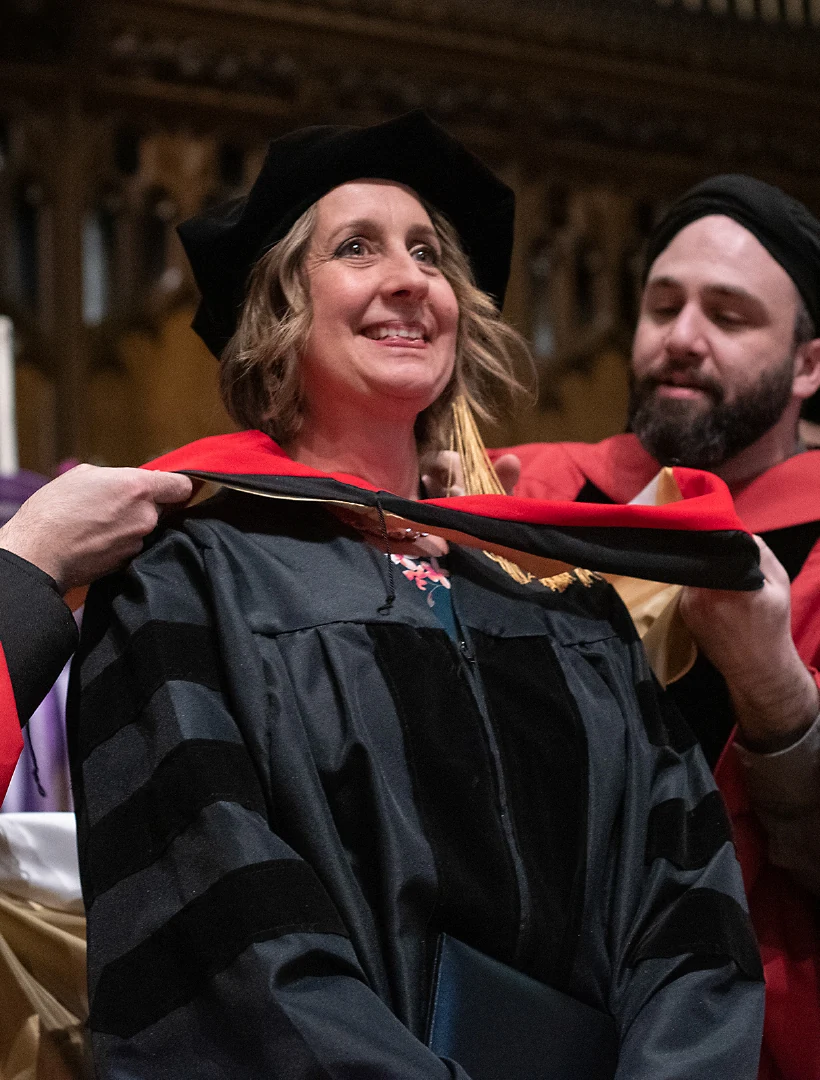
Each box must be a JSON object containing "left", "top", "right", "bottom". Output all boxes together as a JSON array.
[{"left": 0, "top": 549, "right": 79, "bottom": 724}]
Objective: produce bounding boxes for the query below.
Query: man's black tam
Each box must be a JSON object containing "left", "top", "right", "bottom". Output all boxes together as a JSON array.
[
  {"left": 178, "top": 111, "right": 514, "bottom": 359},
  {"left": 644, "top": 173, "right": 820, "bottom": 334}
]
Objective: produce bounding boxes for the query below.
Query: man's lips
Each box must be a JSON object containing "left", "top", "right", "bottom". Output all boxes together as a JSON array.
[{"left": 654, "top": 384, "right": 710, "bottom": 401}]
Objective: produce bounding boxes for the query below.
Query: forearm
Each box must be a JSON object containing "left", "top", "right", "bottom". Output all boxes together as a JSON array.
[
  {"left": 727, "top": 646, "right": 820, "bottom": 753},
  {"left": 0, "top": 516, "right": 65, "bottom": 590},
  {"left": 735, "top": 709, "right": 820, "bottom": 895}
]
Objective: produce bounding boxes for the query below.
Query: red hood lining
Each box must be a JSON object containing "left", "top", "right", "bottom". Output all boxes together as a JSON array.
[{"left": 144, "top": 431, "right": 750, "bottom": 536}]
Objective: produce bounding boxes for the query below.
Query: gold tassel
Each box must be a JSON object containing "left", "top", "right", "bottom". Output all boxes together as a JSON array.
[
  {"left": 448, "top": 396, "right": 599, "bottom": 593},
  {"left": 449, "top": 396, "right": 534, "bottom": 585},
  {"left": 449, "top": 394, "right": 506, "bottom": 497}
]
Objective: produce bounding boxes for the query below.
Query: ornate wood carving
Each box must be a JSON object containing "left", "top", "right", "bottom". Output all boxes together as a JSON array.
[{"left": 2, "top": 0, "right": 820, "bottom": 462}]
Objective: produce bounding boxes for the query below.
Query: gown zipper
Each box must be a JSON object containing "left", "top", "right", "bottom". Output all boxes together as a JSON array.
[{"left": 451, "top": 592, "right": 533, "bottom": 966}]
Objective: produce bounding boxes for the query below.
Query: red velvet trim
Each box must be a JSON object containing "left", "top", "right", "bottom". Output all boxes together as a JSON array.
[
  {"left": 497, "top": 434, "right": 658, "bottom": 504},
  {"left": 506, "top": 434, "right": 820, "bottom": 535},
  {"left": 425, "top": 479, "right": 744, "bottom": 532},
  {"left": 143, "top": 431, "right": 384, "bottom": 492},
  {"left": 0, "top": 643, "right": 23, "bottom": 805},
  {"left": 143, "top": 431, "right": 750, "bottom": 535}
]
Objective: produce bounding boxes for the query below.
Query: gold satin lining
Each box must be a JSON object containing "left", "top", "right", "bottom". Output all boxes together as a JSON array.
[
  {"left": 605, "top": 468, "right": 695, "bottom": 686},
  {"left": 0, "top": 892, "right": 90, "bottom": 1079}
]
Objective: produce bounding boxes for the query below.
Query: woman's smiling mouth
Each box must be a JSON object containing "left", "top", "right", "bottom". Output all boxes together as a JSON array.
[{"left": 361, "top": 322, "right": 430, "bottom": 347}]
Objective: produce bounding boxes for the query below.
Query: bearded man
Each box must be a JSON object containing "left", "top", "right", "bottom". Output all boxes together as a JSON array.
[{"left": 478, "top": 176, "right": 820, "bottom": 1080}]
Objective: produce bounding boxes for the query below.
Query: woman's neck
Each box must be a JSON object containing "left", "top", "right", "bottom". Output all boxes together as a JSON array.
[{"left": 285, "top": 409, "right": 421, "bottom": 501}]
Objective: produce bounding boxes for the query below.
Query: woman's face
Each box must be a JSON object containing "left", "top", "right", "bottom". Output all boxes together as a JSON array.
[{"left": 300, "top": 180, "right": 460, "bottom": 425}]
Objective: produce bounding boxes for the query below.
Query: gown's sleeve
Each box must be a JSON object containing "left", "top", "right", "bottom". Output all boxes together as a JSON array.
[
  {"left": 69, "top": 525, "right": 471, "bottom": 1080},
  {"left": 733, "top": 715, "right": 820, "bottom": 895},
  {"left": 606, "top": 609, "right": 765, "bottom": 1080},
  {"left": 0, "top": 549, "right": 78, "bottom": 800}
]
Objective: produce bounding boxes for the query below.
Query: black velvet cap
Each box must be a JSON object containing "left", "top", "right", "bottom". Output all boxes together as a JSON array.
[
  {"left": 178, "top": 111, "right": 515, "bottom": 359},
  {"left": 644, "top": 174, "right": 820, "bottom": 333}
]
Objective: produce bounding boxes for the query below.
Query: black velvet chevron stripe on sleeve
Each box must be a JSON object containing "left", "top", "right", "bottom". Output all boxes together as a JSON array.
[
  {"left": 77, "top": 620, "right": 222, "bottom": 759},
  {"left": 645, "top": 791, "right": 733, "bottom": 872},
  {"left": 634, "top": 678, "right": 699, "bottom": 754},
  {"left": 627, "top": 889, "right": 763, "bottom": 981},
  {"left": 90, "top": 858, "right": 350, "bottom": 1038},
  {"left": 69, "top": 549, "right": 354, "bottom": 1047},
  {"left": 82, "top": 739, "right": 269, "bottom": 905}
]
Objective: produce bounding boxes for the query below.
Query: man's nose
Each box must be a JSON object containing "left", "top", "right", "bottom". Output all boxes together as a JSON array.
[{"left": 664, "top": 304, "right": 709, "bottom": 360}]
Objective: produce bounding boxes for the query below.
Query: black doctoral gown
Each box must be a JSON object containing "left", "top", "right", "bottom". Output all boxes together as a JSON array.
[{"left": 68, "top": 489, "right": 764, "bottom": 1080}]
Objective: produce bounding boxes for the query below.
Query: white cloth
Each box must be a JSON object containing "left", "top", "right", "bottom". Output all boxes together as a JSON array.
[{"left": 0, "top": 812, "right": 82, "bottom": 913}]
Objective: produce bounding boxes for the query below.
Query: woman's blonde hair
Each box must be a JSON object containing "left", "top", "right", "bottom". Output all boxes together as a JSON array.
[{"left": 220, "top": 197, "right": 533, "bottom": 450}]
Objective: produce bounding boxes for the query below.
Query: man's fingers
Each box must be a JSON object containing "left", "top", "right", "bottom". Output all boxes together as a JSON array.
[
  {"left": 420, "top": 450, "right": 464, "bottom": 497},
  {"left": 493, "top": 454, "right": 521, "bottom": 496},
  {"left": 146, "top": 471, "right": 194, "bottom": 505},
  {"left": 421, "top": 474, "right": 464, "bottom": 498},
  {"left": 422, "top": 450, "right": 519, "bottom": 498},
  {"left": 752, "top": 534, "right": 790, "bottom": 587}
]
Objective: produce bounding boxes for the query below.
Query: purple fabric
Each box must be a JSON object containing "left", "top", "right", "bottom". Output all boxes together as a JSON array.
[
  {"left": 0, "top": 469, "right": 74, "bottom": 812},
  {"left": 0, "top": 469, "right": 46, "bottom": 527},
  {"left": 2, "top": 660, "right": 73, "bottom": 812}
]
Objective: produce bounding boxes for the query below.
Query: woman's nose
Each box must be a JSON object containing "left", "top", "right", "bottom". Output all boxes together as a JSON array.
[{"left": 380, "top": 250, "right": 430, "bottom": 300}]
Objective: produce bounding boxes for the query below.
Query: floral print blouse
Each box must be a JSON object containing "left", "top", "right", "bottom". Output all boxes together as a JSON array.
[{"left": 390, "top": 554, "right": 458, "bottom": 641}]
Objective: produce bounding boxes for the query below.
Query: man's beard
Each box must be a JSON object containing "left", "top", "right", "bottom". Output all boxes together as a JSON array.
[{"left": 627, "top": 355, "right": 796, "bottom": 470}]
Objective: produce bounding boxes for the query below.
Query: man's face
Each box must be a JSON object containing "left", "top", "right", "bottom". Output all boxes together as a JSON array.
[{"left": 629, "top": 215, "right": 801, "bottom": 469}]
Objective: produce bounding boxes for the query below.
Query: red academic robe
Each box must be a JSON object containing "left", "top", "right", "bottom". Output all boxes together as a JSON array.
[{"left": 507, "top": 433, "right": 820, "bottom": 1080}]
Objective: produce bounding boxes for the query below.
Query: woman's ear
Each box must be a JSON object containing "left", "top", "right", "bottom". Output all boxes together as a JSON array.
[{"left": 793, "top": 338, "right": 820, "bottom": 402}]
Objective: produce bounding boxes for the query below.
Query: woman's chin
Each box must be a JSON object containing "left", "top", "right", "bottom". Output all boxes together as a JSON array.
[
  {"left": 366, "top": 378, "right": 448, "bottom": 413},
  {"left": 358, "top": 367, "right": 452, "bottom": 413}
]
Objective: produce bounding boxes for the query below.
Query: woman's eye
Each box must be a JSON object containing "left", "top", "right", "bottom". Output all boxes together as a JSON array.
[
  {"left": 412, "top": 245, "right": 440, "bottom": 266},
  {"left": 335, "top": 238, "right": 369, "bottom": 258}
]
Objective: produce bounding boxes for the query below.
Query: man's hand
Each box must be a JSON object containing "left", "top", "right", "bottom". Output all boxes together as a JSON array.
[
  {"left": 421, "top": 451, "right": 521, "bottom": 497},
  {"left": 680, "top": 536, "right": 819, "bottom": 752},
  {"left": 0, "top": 464, "right": 193, "bottom": 592}
]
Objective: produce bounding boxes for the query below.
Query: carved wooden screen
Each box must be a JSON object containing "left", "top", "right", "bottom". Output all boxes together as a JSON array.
[
  {"left": 653, "top": 0, "right": 820, "bottom": 24},
  {"left": 2, "top": 0, "right": 820, "bottom": 466}
]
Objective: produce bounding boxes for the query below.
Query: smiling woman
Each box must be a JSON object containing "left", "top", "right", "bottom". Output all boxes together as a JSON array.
[
  {"left": 220, "top": 181, "right": 528, "bottom": 490},
  {"left": 298, "top": 183, "right": 459, "bottom": 431},
  {"left": 68, "top": 112, "right": 764, "bottom": 1080}
]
